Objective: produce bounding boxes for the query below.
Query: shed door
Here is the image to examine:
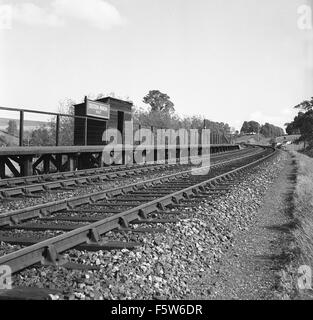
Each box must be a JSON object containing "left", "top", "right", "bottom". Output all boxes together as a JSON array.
[{"left": 117, "top": 111, "right": 124, "bottom": 144}]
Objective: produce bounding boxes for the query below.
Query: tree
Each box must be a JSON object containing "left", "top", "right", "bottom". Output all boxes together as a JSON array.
[
  {"left": 295, "top": 97, "right": 313, "bottom": 111},
  {"left": 132, "top": 105, "right": 232, "bottom": 138},
  {"left": 133, "top": 106, "right": 180, "bottom": 129},
  {"left": 0, "top": 135, "right": 6, "bottom": 146},
  {"left": 249, "top": 121, "right": 261, "bottom": 134},
  {"left": 6, "top": 120, "right": 18, "bottom": 136},
  {"left": 240, "top": 121, "right": 260, "bottom": 134},
  {"left": 30, "top": 125, "right": 55, "bottom": 146},
  {"left": 240, "top": 120, "right": 284, "bottom": 138},
  {"left": 27, "top": 99, "right": 76, "bottom": 147},
  {"left": 240, "top": 121, "right": 250, "bottom": 134},
  {"left": 143, "top": 90, "right": 175, "bottom": 114},
  {"left": 53, "top": 98, "right": 75, "bottom": 146},
  {"left": 285, "top": 122, "right": 300, "bottom": 135},
  {"left": 287, "top": 98, "right": 313, "bottom": 148},
  {"left": 260, "top": 123, "right": 284, "bottom": 138},
  {"left": 260, "top": 123, "right": 270, "bottom": 137},
  {"left": 290, "top": 111, "right": 313, "bottom": 147}
]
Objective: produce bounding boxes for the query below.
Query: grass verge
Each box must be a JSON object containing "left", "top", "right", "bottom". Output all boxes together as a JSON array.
[{"left": 275, "top": 151, "right": 313, "bottom": 299}]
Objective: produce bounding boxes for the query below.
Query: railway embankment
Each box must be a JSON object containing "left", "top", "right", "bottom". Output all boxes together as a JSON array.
[
  {"left": 206, "top": 149, "right": 313, "bottom": 300},
  {"left": 201, "top": 151, "right": 296, "bottom": 299},
  {"left": 274, "top": 151, "right": 313, "bottom": 300}
]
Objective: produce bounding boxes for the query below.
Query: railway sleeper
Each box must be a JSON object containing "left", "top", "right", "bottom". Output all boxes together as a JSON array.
[
  {"left": 0, "top": 235, "right": 142, "bottom": 253},
  {"left": 0, "top": 287, "right": 63, "bottom": 300},
  {"left": 1, "top": 189, "right": 25, "bottom": 198},
  {"left": 170, "top": 203, "right": 208, "bottom": 208},
  {"left": 153, "top": 185, "right": 193, "bottom": 189},
  {"left": 21, "top": 193, "right": 42, "bottom": 199},
  {"left": 190, "top": 194, "right": 215, "bottom": 199},
  {"left": 43, "top": 183, "right": 63, "bottom": 191},
  {"left": 130, "top": 191, "right": 172, "bottom": 195},
  {"left": 158, "top": 210, "right": 182, "bottom": 215},
  {"left": 107, "top": 197, "right": 157, "bottom": 202},
  {"left": 65, "top": 209, "right": 122, "bottom": 214},
  {"left": 116, "top": 227, "right": 166, "bottom": 233},
  {"left": 151, "top": 187, "right": 185, "bottom": 190},
  {"left": 91, "top": 202, "right": 140, "bottom": 207},
  {"left": 130, "top": 193, "right": 169, "bottom": 198},
  {"left": 200, "top": 190, "right": 228, "bottom": 194}
]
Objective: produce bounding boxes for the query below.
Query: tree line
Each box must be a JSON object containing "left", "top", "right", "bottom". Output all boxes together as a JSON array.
[
  {"left": 285, "top": 97, "right": 313, "bottom": 148},
  {"left": 240, "top": 120, "right": 284, "bottom": 138},
  {"left": 134, "top": 90, "right": 232, "bottom": 138},
  {"left": 2, "top": 90, "right": 232, "bottom": 147}
]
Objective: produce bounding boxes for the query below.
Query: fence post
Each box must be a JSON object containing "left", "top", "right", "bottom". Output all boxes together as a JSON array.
[
  {"left": 138, "top": 124, "right": 141, "bottom": 142},
  {"left": 19, "top": 111, "right": 24, "bottom": 147},
  {"left": 151, "top": 126, "right": 154, "bottom": 163},
  {"left": 84, "top": 117, "right": 88, "bottom": 146},
  {"left": 56, "top": 115, "right": 60, "bottom": 146}
]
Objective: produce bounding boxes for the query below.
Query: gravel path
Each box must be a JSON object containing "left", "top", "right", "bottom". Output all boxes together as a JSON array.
[{"left": 198, "top": 151, "right": 295, "bottom": 300}]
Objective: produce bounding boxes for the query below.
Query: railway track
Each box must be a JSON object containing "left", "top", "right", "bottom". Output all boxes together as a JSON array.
[
  {"left": 0, "top": 148, "right": 249, "bottom": 199},
  {"left": 0, "top": 146, "right": 276, "bottom": 299}
]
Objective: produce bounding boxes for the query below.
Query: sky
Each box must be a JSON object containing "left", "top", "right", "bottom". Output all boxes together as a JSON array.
[{"left": 0, "top": 0, "right": 313, "bottom": 130}]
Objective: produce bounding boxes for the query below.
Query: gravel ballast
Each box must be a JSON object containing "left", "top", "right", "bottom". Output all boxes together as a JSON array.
[
  {"left": 9, "top": 150, "right": 287, "bottom": 300},
  {"left": 0, "top": 150, "right": 255, "bottom": 214},
  {"left": 0, "top": 166, "right": 190, "bottom": 213}
]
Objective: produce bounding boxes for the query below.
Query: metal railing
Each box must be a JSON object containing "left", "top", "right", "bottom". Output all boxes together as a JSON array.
[
  {"left": 0, "top": 105, "right": 107, "bottom": 147},
  {"left": 0, "top": 105, "right": 234, "bottom": 148}
]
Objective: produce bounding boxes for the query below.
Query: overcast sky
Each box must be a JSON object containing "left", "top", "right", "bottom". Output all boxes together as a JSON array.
[{"left": 0, "top": 0, "right": 312, "bottom": 130}]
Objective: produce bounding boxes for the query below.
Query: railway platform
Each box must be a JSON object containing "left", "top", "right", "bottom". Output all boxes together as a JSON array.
[{"left": 0, "top": 144, "right": 240, "bottom": 178}]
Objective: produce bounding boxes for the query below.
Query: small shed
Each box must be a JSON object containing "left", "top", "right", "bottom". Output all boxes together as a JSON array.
[{"left": 74, "top": 96, "right": 132, "bottom": 145}]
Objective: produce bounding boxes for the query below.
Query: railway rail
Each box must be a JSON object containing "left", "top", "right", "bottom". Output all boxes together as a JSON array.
[
  {"left": 0, "top": 146, "right": 276, "bottom": 298},
  {"left": 0, "top": 148, "right": 252, "bottom": 199}
]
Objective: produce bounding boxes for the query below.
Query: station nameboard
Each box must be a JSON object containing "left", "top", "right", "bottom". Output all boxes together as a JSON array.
[{"left": 86, "top": 100, "right": 110, "bottom": 119}]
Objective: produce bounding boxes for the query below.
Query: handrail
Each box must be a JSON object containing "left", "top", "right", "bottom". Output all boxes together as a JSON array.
[{"left": 0, "top": 105, "right": 106, "bottom": 147}]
